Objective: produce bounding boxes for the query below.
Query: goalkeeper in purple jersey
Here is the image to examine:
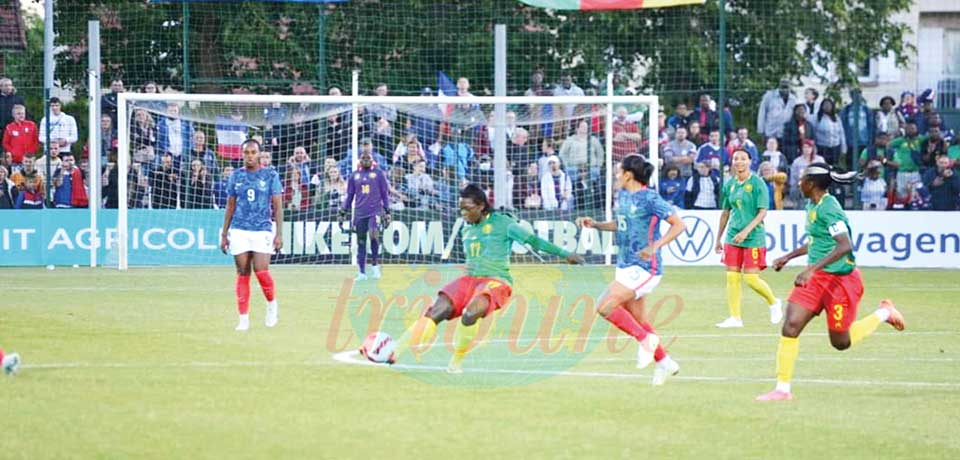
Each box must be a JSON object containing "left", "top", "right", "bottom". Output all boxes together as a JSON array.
[
  {"left": 340, "top": 147, "right": 391, "bottom": 281},
  {"left": 391, "top": 184, "right": 584, "bottom": 372}
]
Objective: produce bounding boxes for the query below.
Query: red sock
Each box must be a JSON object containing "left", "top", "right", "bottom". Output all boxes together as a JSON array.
[
  {"left": 255, "top": 270, "right": 275, "bottom": 302},
  {"left": 236, "top": 274, "right": 251, "bottom": 315},
  {"left": 0, "top": 347, "right": 4, "bottom": 363},
  {"left": 604, "top": 307, "right": 649, "bottom": 341},
  {"left": 636, "top": 321, "right": 668, "bottom": 362}
]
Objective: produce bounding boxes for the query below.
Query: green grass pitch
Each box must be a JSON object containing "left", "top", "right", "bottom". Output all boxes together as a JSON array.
[{"left": 2, "top": 265, "right": 958, "bottom": 459}]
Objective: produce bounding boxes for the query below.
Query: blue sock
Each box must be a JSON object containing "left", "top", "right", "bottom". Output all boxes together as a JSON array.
[
  {"left": 370, "top": 237, "right": 380, "bottom": 265},
  {"left": 357, "top": 239, "right": 367, "bottom": 274}
]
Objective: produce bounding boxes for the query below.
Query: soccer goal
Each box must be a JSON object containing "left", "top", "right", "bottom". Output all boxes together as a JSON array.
[{"left": 115, "top": 92, "right": 660, "bottom": 269}]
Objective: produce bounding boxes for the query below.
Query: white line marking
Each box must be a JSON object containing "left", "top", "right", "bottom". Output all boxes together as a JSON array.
[{"left": 331, "top": 351, "right": 960, "bottom": 389}]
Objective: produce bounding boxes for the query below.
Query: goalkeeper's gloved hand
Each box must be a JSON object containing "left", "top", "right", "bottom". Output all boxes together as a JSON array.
[
  {"left": 383, "top": 211, "right": 392, "bottom": 226},
  {"left": 338, "top": 209, "right": 349, "bottom": 224}
]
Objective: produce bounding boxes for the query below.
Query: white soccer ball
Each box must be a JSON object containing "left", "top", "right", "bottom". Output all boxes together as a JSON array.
[{"left": 360, "top": 332, "right": 396, "bottom": 364}]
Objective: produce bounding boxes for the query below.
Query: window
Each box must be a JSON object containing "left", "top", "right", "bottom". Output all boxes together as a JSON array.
[{"left": 945, "top": 29, "right": 960, "bottom": 76}]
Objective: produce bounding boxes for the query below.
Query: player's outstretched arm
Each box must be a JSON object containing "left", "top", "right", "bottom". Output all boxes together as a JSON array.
[
  {"left": 576, "top": 216, "right": 617, "bottom": 232},
  {"left": 507, "top": 222, "right": 583, "bottom": 263}
]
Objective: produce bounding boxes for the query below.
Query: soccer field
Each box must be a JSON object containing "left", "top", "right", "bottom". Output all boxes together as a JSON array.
[{"left": 3, "top": 265, "right": 958, "bottom": 459}]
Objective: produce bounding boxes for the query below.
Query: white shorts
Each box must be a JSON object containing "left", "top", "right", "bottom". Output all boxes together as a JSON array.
[
  {"left": 228, "top": 228, "right": 275, "bottom": 255},
  {"left": 615, "top": 266, "right": 662, "bottom": 299}
]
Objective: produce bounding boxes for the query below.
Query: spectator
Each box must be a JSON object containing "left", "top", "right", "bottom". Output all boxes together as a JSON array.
[
  {"left": 691, "top": 94, "right": 733, "bottom": 144},
  {"left": 888, "top": 121, "right": 923, "bottom": 205},
  {"left": 259, "top": 150, "right": 273, "bottom": 169},
  {"left": 441, "top": 129, "right": 475, "bottom": 181},
  {"left": 859, "top": 132, "right": 895, "bottom": 196},
  {"left": 387, "top": 166, "right": 409, "bottom": 211},
  {"left": 288, "top": 145, "right": 313, "bottom": 189},
  {"left": 553, "top": 73, "right": 585, "bottom": 131},
  {"left": 789, "top": 140, "right": 825, "bottom": 208},
  {"left": 660, "top": 165, "right": 685, "bottom": 208},
  {"left": 0, "top": 77, "right": 26, "bottom": 141},
  {"left": 93, "top": 114, "right": 117, "bottom": 167},
  {"left": 663, "top": 126, "right": 698, "bottom": 178},
  {"left": 408, "top": 87, "right": 442, "bottom": 149},
  {"left": 263, "top": 99, "right": 289, "bottom": 151},
  {"left": 128, "top": 163, "right": 149, "bottom": 209},
  {"left": 558, "top": 119, "right": 603, "bottom": 182},
  {"left": 518, "top": 162, "right": 542, "bottom": 209},
  {"left": 392, "top": 133, "right": 420, "bottom": 169},
  {"left": 696, "top": 129, "right": 726, "bottom": 173},
  {"left": 524, "top": 70, "right": 554, "bottom": 144},
  {"left": 34, "top": 142, "right": 62, "bottom": 180},
  {"left": 923, "top": 155, "right": 960, "bottom": 210},
  {"left": 535, "top": 138, "right": 557, "bottom": 177},
  {"left": 282, "top": 166, "right": 308, "bottom": 211},
  {"left": 875, "top": 96, "right": 903, "bottom": 136},
  {"left": 666, "top": 102, "right": 691, "bottom": 133},
  {"left": 684, "top": 161, "right": 719, "bottom": 210},
  {"left": 915, "top": 89, "right": 940, "bottom": 135},
  {"left": 0, "top": 166, "right": 16, "bottom": 209},
  {"left": 14, "top": 174, "right": 43, "bottom": 209},
  {"left": 52, "top": 153, "right": 88, "bottom": 208},
  {"left": 150, "top": 153, "right": 179, "bottom": 209},
  {"left": 919, "top": 125, "right": 948, "bottom": 173},
  {"left": 728, "top": 127, "right": 760, "bottom": 171},
  {"left": 158, "top": 102, "right": 194, "bottom": 167},
  {"left": 214, "top": 165, "right": 234, "bottom": 209},
  {"left": 781, "top": 103, "right": 816, "bottom": 162},
  {"left": 11, "top": 155, "right": 43, "bottom": 193},
  {"left": 140, "top": 81, "right": 165, "bottom": 111},
  {"left": 612, "top": 106, "right": 642, "bottom": 161},
  {"left": 0, "top": 151, "right": 13, "bottom": 175},
  {"left": 435, "top": 166, "right": 461, "bottom": 212},
  {"left": 405, "top": 159, "right": 437, "bottom": 209},
  {"left": 101, "top": 78, "right": 124, "bottom": 127},
  {"left": 907, "top": 180, "right": 932, "bottom": 210},
  {"left": 540, "top": 155, "right": 572, "bottom": 211},
  {"left": 507, "top": 127, "right": 533, "bottom": 174},
  {"left": 813, "top": 98, "right": 846, "bottom": 165},
  {"left": 897, "top": 91, "right": 918, "bottom": 124},
  {"left": 687, "top": 121, "right": 702, "bottom": 147},
  {"left": 759, "top": 161, "right": 788, "bottom": 210},
  {"left": 313, "top": 160, "right": 347, "bottom": 212},
  {"left": 860, "top": 160, "right": 888, "bottom": 211},
  {"left": 802, "top": 87, "right": 820, "bottom": 122},
  {"left": 365, "top": 83, "right": 398, "bottom": 133},
  {"left": 38, "top": 97, "right": 79, "bottom": 154},
  {"left": 102, "top": 150, "right": 119, "bottom": 209},
  {"left": 3, "top": 104, "right": 38, "bottom": 165},
  {"left": 182, "top": 130, "right": 220, "bottom": 187},
  {"left": 131, "top": 108, "right": 157, "bottom": 168},
  {"left": 183, "top": 159, "right": 213, "bottom": 209},
  {"left": 757, "top": 78, "right": 800, "bottom": 142},
  {"left": 761, "top": 137, "right": 787, "bottom": 173},
  {"left": 486, "top": 110, "right": 517, "bottom": 147},
  {"left": 840, "top": 88, "right": 875, "bottom": 166}
]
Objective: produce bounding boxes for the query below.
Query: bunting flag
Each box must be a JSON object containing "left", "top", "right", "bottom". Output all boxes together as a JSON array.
[
  {"left": 518, "top": 0, "right": 704, "bottom": 10},
  {"left": 437, "top": 71, "right": 459, "bottom": 117}
]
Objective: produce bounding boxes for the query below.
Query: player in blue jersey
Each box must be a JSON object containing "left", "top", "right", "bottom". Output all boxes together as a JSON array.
[
  {"left": 576, "top": 155, "right": 686, "bottom": 385},
  {"left": 340, "top": 144, "right": 391, "bottom": 281},
  {"left": 220, "top": 139, "right": 283, "bottom": 332}
]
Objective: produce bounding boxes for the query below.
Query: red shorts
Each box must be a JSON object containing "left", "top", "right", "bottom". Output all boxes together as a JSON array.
[
  {"left": 723, "top": 244, "right": 767, "bottom": 271},
  {"left": 788, "top": 269, "right": 864, "bottom": 332},
  {"left": 438, "top": 276, "right": 513, "bottom": 319}
]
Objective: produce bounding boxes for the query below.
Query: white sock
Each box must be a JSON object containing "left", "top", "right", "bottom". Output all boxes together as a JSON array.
[
  {"left": 874, "top": 308, "right": 891, "bottom": 322},
  {"left": 657, "top": 356, "right": 677, "bottom": 369},
  {"left": 268, "top": 300, "right": 278, "bottom": 308},
  {"left": 775, "top": 381, "right": 791, "bottom": 393},
  {"left": 238, "top": 313, "right": 249, "bottom": 320}
]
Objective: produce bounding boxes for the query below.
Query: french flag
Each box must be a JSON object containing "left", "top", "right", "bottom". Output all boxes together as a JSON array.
[
  {"left": 437, "top": 71, "right": 458, "bottom": 117},
  {"left": 216, "top": 116, "right": 248, "bottom": 160}
]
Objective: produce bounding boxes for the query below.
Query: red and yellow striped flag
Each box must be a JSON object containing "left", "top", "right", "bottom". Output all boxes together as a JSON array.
[{"left": 519, "top": 0, "right": 704, "bottom": 10}]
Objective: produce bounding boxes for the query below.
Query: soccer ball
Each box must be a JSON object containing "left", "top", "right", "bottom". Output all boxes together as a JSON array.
[{"left": 360, "top": 332, "right": 396, "bottom": 364}]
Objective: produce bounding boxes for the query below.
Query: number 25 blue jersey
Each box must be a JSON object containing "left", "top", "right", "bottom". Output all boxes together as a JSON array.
[
  {"left": 227, "top": 167, "right": 282, "bottom": 232},
  {"left": 616, "top": 188, "right": 677, "bottom": 275}
]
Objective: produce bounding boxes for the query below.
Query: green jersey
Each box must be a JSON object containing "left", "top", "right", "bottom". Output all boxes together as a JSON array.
[
  {"left": 721, "top": 173, "right": 769, "bottom": 248},
  {"left": 461, "top": 212, "right": 571, "bottom": 284},
  {"left": 889, "top": 135, "right": 923, "bottom": 172},
  {"left": 805, "top": 194, "right": 855, "bottom": 274}
]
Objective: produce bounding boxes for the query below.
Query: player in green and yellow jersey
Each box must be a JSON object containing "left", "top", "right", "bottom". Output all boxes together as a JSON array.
[
  {"left": 714, "top": 149, "right": 782, "bottom": 328},
  {"left": 756, "top": 163, "right": 906, "bottom": 401},
  {"left": 393, "top": 184, "right": 584, "bottom": 372}
]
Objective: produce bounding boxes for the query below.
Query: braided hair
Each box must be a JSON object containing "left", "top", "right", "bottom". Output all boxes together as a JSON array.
[{"left": 802, "top": 163, "right": 858, "bottom": 191}]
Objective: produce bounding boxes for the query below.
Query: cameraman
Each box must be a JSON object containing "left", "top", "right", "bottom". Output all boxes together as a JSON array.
[{"left": 923, "top": 155, "right": 960, "bottom": 210}]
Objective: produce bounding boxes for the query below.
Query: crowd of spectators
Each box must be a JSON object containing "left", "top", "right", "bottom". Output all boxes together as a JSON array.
[{"left": 1, "top": 73, "right": 958, "bottom": 212}]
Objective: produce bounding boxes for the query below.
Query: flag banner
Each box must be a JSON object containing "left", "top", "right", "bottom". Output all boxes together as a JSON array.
[{"left": 518, "top": 0, "right": 704, "bottom": 10}]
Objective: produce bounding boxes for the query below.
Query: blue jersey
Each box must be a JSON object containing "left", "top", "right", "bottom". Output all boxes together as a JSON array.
[
  {"left": 615, "top": 188, "right": 677, "bottom": 275},
  {"left": 227, "top": 167, "right": 282, "bottom": 231}
]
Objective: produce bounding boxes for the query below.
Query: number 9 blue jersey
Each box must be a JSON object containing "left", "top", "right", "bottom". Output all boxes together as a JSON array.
[{"left": 227, "top": 167, "right": 282, "bottom": 231}]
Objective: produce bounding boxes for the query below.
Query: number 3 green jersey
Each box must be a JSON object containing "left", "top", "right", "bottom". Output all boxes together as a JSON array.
[
  {"left": 805, "top": 194, "right": 856, "bottom": 274},
  {"left": 721, "top": 173, "right": 769, "bottom": 248},
  {"left": 461, "top": 212, "right": 571, "bottom": 284}
]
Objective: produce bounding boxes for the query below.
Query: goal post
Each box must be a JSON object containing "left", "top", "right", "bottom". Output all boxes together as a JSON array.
[{"left": 116, "top": 92, "right": 659, "bottom": 270}]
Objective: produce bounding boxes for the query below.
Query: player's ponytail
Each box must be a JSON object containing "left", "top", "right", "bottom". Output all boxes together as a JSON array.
[
  {"left": 460, "top": 183, "right": 492, "bottom": 213},
  {"left": 622, "top": 154, "right": 654, "bottom": 186},
  {"left": 803, "top": 163, "right": 859, "bottom": 190}
]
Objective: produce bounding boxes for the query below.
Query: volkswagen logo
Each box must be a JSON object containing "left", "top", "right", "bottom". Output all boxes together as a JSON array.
[{"left": 668, "top": 215, "right": 714, "bottom": 262}]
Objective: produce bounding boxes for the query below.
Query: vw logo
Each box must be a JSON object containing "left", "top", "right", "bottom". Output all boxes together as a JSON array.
[{"left": 668, "top": 215, "right": 714, "bottom": 262}]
